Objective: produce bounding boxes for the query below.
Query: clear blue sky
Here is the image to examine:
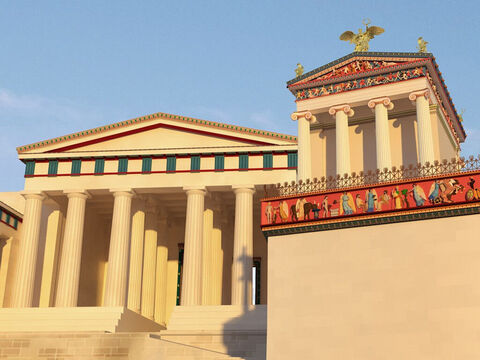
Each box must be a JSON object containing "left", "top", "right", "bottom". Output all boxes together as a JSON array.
[{"left": 1, "top": 0, "right": 479, "bottom": 190}]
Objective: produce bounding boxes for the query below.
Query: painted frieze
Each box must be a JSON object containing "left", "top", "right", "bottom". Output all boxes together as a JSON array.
[{"left": 261, "top": 171, "right": 480, "bottom": 230}]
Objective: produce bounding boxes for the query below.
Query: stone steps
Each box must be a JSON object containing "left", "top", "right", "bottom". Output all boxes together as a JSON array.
[{"left": 0, "top": 306, "right": 163, "bottom": 333}]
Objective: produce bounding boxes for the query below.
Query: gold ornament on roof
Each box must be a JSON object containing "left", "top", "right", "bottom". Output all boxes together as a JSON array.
[
  {"left": 295, "top": 63, "right": 304, "bottom": 77},
  {"left": 339, "top": 19, "right": 384, "bottom": 52},
  {"left": 417, "top": 37, "right": 428, "bottom": 53}
]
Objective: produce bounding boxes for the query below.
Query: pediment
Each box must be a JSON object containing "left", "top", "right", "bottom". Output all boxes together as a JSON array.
[
  {"left": 17, "top": 112, "right": 297, "bottom": 155},
  {"left": 287, "top": 52, "right": 433, "bottom": 89}
]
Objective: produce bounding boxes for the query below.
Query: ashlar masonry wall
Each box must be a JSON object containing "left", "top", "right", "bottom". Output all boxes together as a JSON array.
[{"left": 267, "top": 213, "right": 480, "bottom": 360}]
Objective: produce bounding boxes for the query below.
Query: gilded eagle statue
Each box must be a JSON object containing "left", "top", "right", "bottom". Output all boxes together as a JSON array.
[
  {"left": 417, "top": 37, "right": 428, "bottom": 53},
  {"left": 295, "top": 63, "right": 304, "bottom": 77},
  {"left": 339, "top": 19, "right": 384, "bottom": 52}
]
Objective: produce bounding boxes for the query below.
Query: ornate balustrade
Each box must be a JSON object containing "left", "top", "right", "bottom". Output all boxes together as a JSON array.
[{"left": 273, "top": 156, "right": 480, "bottom": 197}]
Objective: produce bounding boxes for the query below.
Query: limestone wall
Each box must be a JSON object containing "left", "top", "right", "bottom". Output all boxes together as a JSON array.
[{"left": 267, "top": 213, "right": 480, "bottom": 360}]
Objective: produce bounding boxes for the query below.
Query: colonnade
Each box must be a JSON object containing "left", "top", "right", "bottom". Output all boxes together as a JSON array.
[
  {"left": 11, "top": 185, "right": 256, "bottom": 316},
  {"left": 292, "top": 89, "right": 435, "bottom": 180}
]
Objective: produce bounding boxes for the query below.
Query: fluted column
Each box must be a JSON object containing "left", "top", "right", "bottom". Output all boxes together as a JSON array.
[
  {"left": 127, "top": 199, "right": 146, "bottom": 313},
  {"left": 55, "top": 191, "right": 89, "bottom": 307},
  {"left": 181, "top": 187, "right": 206, "bottom": 306},
  {"left": 154, "top": 215, "right": 168, "bottom": 325},
  {"left": 368, "top": 97, "right": 394, "bottom": 170},
  {"left": 329, "top": 105, "right": 355, "bottom": 177},
  {"left": 104, "top": 189, "right": 134, "bottom": 307},
  {"left": 291, "top": 111, "right": 316, "bottom": 181},
  {"left": 202, "top": 205, "right": 214, "bottom": 305},
  {"left": 231, "top": 185, "right": 255, "bottom": 306},
  {"left": 11, "top": 192, "right": 45, "bottom": 307},
  {"left": 409, "top": 89, "right": 435, "bottom": 164},
  {"left": 210, "top": 203, "right": 225, "bottom": 305},
  {"left": 141, "top": 203, "right": 157, "bottom": 320}
]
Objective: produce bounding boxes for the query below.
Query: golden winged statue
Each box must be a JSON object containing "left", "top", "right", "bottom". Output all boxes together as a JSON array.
[
  {"left": 417, "top": 37, "right": 428, "bottom": 53},
  {"left": 339, "top": 19, "right": 384, "bottom": 52},
  {"left": 295, "top": 63, "right": 304, "bottom": 77}
]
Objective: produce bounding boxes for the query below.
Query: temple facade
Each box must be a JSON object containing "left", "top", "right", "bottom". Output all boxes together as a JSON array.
[{"left": 1, "top": 51, "right": 478, "bottom": 360}]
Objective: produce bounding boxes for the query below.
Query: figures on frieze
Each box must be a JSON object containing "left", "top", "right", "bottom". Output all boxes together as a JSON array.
[{"left": 261, "top": 173, "right": 480, "bottom": 226}]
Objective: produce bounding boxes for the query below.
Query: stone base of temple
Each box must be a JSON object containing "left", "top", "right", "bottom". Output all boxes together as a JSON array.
[
  {"left": 167, "top": 305, "right": 267, "bottom": 331},
  {"left": 0, "top": 330, "right": 265, "bottom": 359},
  {"left": 0, "top": 306, "right": 164, "bottom": 333}
]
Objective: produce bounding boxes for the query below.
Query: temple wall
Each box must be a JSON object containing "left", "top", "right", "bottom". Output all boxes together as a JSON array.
[{"left": 267, "top": 213, "right": 480, "bottom": 360}]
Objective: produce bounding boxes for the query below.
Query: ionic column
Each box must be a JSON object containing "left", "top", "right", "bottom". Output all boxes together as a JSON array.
[
  {"left": 141, "top": 202, "right": 157, "bottom": 320},
  {"left": 368, "top": 97, "right": 394, "bottom": 170},
  {"left": 181, "top": 187, "right": 206, "bottom": 306},
  {"left": 127, "top": 199, "right": 146, "bottom": 313},
  {"left": 291, "top": 111, "right": 316, "bottom": 181},
  {"left": 55, "top": 190, "right": 89, "bottom": 307},
  {"left": 329, "top": 105, "right": 355, "bottom": 177},
  {"left": 231, "top": 185, "right": 255, "bottom": 306},
  {"left": 154, "top": 215, "right": 168, "bottom": 325},
  {"left": 409, "top": 89, "right": 435, "bottom": 164},
  {"left": 11, "top": 192, "right": 45, "bottom": 308},
  {"left": 104, "top": 189, "right": 134, "bottom": 307}
]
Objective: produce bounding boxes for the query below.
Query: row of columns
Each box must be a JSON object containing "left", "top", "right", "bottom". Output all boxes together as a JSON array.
[
  {"left": 11, "top": 185, "right": 256, "bottom": 310},
  {"left": 292, "top": 89, "right": 435, "bottom": 181}
]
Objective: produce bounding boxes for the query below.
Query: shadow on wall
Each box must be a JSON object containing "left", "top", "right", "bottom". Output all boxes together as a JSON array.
[{"left": 222, "top": 246, "right": 266, "bottom": 360}]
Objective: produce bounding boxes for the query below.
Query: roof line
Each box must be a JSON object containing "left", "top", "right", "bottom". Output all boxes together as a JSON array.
[{"left": 17, "top": 111, "right": 297, "bottom": 153}]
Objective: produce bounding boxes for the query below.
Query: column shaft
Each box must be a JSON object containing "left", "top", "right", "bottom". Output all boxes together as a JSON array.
[
  {"left": 415, "top": 95, "right": 435, "bottom": 164},
  {"left": 55, "top": 192, "right": 88, "bottom": 307},
  {"left": 181, "top": 188, "right": 205, "bottom": 306},
  {"left": 297, "top": 117, "right": 312, "bottom": 181},
  {"left": 202, "top": 208, "right": 213, "bottom": 305},
  {"left": 335, "top": 111, "right": 351, "bottom": 176},
  {"left": 127, "top": 206, "right": 145, "bottom": 313},
  {"left": 211, "top": 225, "right": 223, "bottom": 305},
  {"left": 231, "top": 186, "right": 255, "bottom": 306},
  {"left": 104, "top": 190, "right": 133, "bottom": 307},
  {"left": 141, "top": 211, "right": 157, "bottom": 320},
  {"left": 11, "top": 193, "right": 44, "bottom": 307},
  {"left": 154, "top": 218, "right": 168, "bottom": 325}
]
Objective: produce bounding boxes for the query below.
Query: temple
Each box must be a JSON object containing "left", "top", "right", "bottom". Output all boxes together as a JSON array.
[{"left": 1, "top": 50, "right": 479, "bottom": 360}]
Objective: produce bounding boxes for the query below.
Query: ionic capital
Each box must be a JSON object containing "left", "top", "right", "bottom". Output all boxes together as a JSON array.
[
  {"left": 368, "top": 97, "right": 394, "bottom": 111},
  {"left": 291, "top": 111, "right": 316, "bottom": 123},
  {"left": 408, "top": 89, "right": 430, "bottom": 104},
  {"left": 328, "top": 104, "right": 354, "bottom": 117}
]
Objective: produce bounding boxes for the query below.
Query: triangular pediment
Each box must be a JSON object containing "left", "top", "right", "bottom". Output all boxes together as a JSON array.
[
  {"left": 17, "top": 112, "right": 297, "bottom": 155},
  {"left": 287, "top": 52, "right": 432, "bottom": 88}
]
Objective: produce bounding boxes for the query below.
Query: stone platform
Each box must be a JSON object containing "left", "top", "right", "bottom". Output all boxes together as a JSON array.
[{"left": 0, "top": 306, "right": 163, "bottom": 332}]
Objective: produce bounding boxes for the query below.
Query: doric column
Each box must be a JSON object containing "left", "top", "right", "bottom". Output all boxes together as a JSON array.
[
  {"left": 231, "top": 185, "right": 255, "bottom": 306},
  {"left": 154, "top": 215, "right": 168, "bottom": 325},
  {"left": 409, "top": 89, "right": 435, "bottom": 164},
  {"left": 181, "top": 187, "right": 206, "bottom": 306},
  {"left": 202, "top": 204, "right": 214, "bottom": 305},
  {"left": 55, "top": 190, "right": 89, "bottom": 307},
  {"left": 127, "top": 199, "right": 146, "bottom": 313},
  {"left": 210, "top": 202, "right": 225, "bottom": 305},
  {"left": 11, "top": 192, "right": 45, "bottom": 307},
  {"left": 291, "top": 111, "right": 316, "bottom": 181},
  {"left": 104, "top": 189, "right": 134, "bottom": 307},
  {"left": 368, "top": 97, "right": 394, "bottom": 171},
  {"left": 329, "top": 105, "right": 355, "bottom": 177},
  {"left": 141, "top": 202, "right": 157, "bottom": 320}
]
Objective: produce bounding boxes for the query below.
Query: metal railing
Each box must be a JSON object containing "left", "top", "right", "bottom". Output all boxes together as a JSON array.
[{"left": 273, "top": 155, "right": 480, "bottom": 197}]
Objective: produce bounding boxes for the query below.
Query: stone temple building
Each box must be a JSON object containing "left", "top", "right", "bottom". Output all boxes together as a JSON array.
[{"left": 1, "top": 49, "right": 479, "bottom": 360}]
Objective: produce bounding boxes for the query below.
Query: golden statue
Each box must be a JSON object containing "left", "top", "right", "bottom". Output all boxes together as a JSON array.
[
  {"left": 339, "top": 19, "right": 384, "bottom": 52},
  {"left": 295, "top": 63, "right": 304, "bottom": 77},
  {"left": 417, "top": 37, "right": 428, "bottom": 53}
]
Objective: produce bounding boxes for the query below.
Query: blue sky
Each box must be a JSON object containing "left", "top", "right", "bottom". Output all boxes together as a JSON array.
[{"left": 1, "top": 1, "right": 479, "bottom": 190}]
